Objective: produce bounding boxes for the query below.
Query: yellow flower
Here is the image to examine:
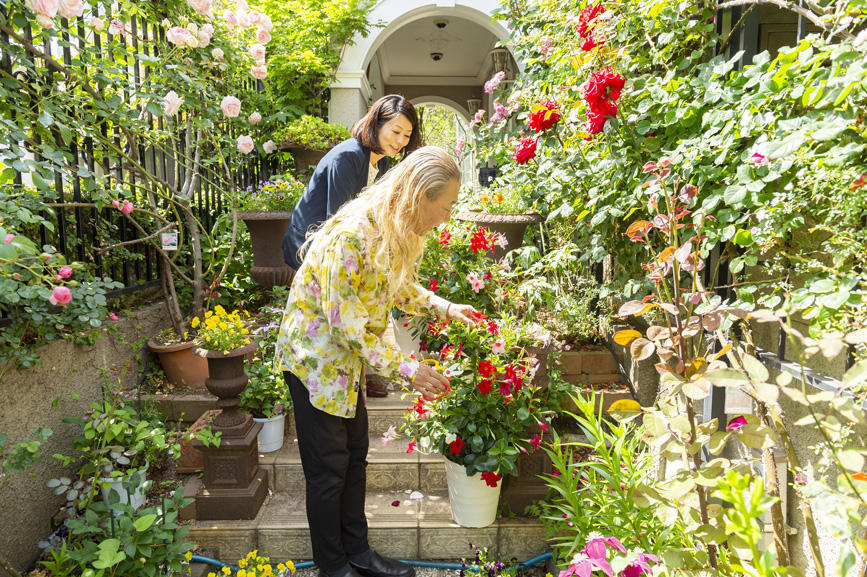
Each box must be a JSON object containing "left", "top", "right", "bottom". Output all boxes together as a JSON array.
[
  {"left": 222, "top": 567, "right": 232, "bottom": 575},
  {"left": 496, "top": 193, "right": 504, "bottom": 203},
  {"left": 277, "top": 564, "right": 286, "bottom": 572},
  {"left": 208, "top": 573, "right": 217, "bottom": 577},
  {"left": 238, "top": 559, "right": 248, "bottom": 568},
  {"left": 238, "top": 570, "right": 246, "bottom": 577},
  {"left": 185, "top": 551, "right": 193, "bottom": 562},
  {"left": 481, "top": 193, "right": 489, "bottom": 203},
  {"left": 192, "top": 317, "right": 200, "bottom": 328},
  {"left": 286, "top": 561, "right": 295, "bottom": 574}
]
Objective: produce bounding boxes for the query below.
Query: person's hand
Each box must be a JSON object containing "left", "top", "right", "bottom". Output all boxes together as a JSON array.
[
  {"left": 412, "top": 364, "right": 449, "bottom": 400},
  {"left": 447, "top": 303, "right": 480, "bottom": 327}
]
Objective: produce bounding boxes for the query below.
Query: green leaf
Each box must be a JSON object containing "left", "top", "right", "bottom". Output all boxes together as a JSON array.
[
  {"left": 732, "top": 229, "right": 753, "bottom": 246},
  {"left": 133, "top": 513, "right": 157, "bottom": 531},
  {"left": 704, "top": 368, "right": 749, "bottom": 388},
  {"left": 766, "top": 134, "right": 803, "bottom": 158}
]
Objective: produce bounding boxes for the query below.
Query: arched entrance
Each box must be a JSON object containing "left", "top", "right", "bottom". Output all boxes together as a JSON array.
[{"left": 329, "top": 0, "right": 519, "bottom": 130}]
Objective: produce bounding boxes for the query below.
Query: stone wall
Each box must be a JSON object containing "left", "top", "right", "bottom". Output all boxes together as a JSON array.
[{"left": 0, "top": 302, "right": 170, "bottom": 575}]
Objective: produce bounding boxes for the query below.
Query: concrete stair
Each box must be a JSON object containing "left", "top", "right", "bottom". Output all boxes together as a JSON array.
[{"left": 184, "top": 393, "right": 549, "bottom": 564}]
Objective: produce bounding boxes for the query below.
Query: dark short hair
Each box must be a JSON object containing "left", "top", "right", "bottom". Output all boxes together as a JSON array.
[{"left": 352, "top": 95, "right": 422, "bottom": 157}]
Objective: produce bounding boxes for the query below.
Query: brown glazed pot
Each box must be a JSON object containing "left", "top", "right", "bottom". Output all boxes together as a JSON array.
[
  {"left": 237, "top": 211, "right": 296, "bottom": 289},
  {"left": 194, "top": 341, "right": 258, "bottom": 433},
  {"left": 455, "top": 211, "right": 544, "bottom": 260},
  {"left": 146, "top": 338, "right": 208, "bottom": 389}
]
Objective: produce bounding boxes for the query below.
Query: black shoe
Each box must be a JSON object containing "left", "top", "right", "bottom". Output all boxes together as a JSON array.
[
  {"left": 319, "top": 565, "right": 364, "bottom": 577},
  {"left": 349, "top": 550, "right": 415, "bottom": 577}
]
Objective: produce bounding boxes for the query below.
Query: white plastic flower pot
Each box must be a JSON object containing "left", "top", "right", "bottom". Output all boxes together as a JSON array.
[
  {"left": 101, "top": 465, "right": 149, "bottom": 516},
  {"left": 253, "top": 413, "right": 285, "bottom": 453},
  {"left": 443, "top": 458, "right": 501, "bottom": 527}
]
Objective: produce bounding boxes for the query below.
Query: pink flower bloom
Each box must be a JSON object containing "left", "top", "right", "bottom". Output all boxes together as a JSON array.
[
  {"left": 3, "top": 233, "right": 13, "bottom": 244},
  {"left": 248, "top": 43, "right": 266, "bottom": 62},
  {"left": 455, "top": 137, "right": 465, "bottom": 156},
  {"left": 220, "top": 95, "right": 242, "bottom": 118},
  {"left": 162, "top": 90, "right": 183, "bottom": 116},
  {"left": 491, "top": 339, "right": 506, "bottom": 354},
  {"left": 490, "top": 101, "right": 511, "bottom": 125},
  {"left": 250, "top": 64, "right": 268, "bottom": 80},
  {"left": 166, "top": 26, "right": 194, "bottom": 47},
  {"left": 224, "top": 11, "right": 238, "bottom": 27},
  {"left": 186, "top": 0, "right": 212, "bottom": 16},
  {"left": 258, "top": 13, "right": 273, "bottom": 32},
  {"left": 25, "top": 0, "right": 59, "bottom": 28},
  {"left": 236, "top": 135, "right": 254, "bottom": 154},
  {"left": 88, "top": 16, "right": 105, "bottom": 31},
  {"left": 263, "top": 140, "right": 276, "bottom": 154},
  {"left": 621, "top": 552, "right": 659, "bottom": 577},
  {"left": 108, "top": 18, "right": 125, "bottom": 36},
  {"left": 749, "top": 152, "right": 769, "bottom": 165},
  {"left": 391, "top": 500, "right": 401, "bottom": 506},
  {"left": 58, "top": 266, "right": 73, "bottom": 279},
  {"left": 470, "top": 109, "right": 485, "bottom": 127},
  {"left": 727, "top": 416, "right": 748, "bottom": 431},
  {"left": 111, "top": 199, "right": 120, "bottom": 208},
  {"left": 538, "top": 36, "right": 554, "bottom": 59},
  {"left": 381, "top": 425, "right": 398, "bottom": 447},
  {"left": 484, "top": 71, "right": 506, "bottom": 94},
  {"left": 120, "top": 200, "right": 134, "bottom": 214},
  {"left": 109, "top": 312, "right": 118, "bottom": 321},
  {"left": 49, "top": 286, "right": 72, "bottom": 306},
  {"left": 58, "top": 0, "right": 84, "bottom": 20},
  {"left": 529, "top": 433, "right": 541, "bottom": 450},
  {"left": 248, "top": 111, "right": 262, "bottom": 125},
  {"left": 256, "top": 28, "right": 271, "bottom": 44}
]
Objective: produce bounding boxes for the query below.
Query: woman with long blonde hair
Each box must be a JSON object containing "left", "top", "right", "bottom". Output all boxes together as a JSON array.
[{"left": 275, "top": 146, "right": 477, "bottom": 577}]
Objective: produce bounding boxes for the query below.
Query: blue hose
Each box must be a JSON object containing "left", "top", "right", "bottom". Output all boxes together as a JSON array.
[{"left": 190, "top": 552, "right": 552, "bottom": 573}]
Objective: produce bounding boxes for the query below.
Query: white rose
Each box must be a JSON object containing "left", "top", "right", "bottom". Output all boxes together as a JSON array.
[
  {"left": 88, "top": 16, "right": 105, "bottom": 31},
  {"left": 197, "top": 30, "right": 211, "bottom": 47},
  {"left": 162, "top": 91, "right": 183, "bottom": 116},
  {"left": 257, "top": 13, "right": 272, "bottom": 32},
  {"left": 211, "top": 47, "right": 224, "bottom": 60},
  {"left": 237, "top": 135, "right": 254, "bottom": 155},
  {"left": 248, "top": 43, "right": 265, "bottom": 61},
  {"left": 58, "top": 0, "right": 84, "bottom": 20},
  {"left": 263, "top": 139, "right": 276, "bottom": 153},
  {"left": 250, "top": 64, "right": 267, "bottom": 80},
  {"left": 248, "top": 111, "right": 262, "bottom": 125},
  {"left": 166, "top": 26, "right": 193, "bottom": 47},
  {"left": 220, "top": 95, "right": 241, "bottom": 118}
]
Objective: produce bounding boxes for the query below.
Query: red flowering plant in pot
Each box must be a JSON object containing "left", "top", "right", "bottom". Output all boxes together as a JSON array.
[{"left": 401, "top": 314, "right": 567, "bottom": 482}]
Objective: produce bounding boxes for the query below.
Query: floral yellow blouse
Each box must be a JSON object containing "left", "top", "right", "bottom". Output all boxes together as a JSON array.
[{"left": 275, "top": 215, "right": 449, "bottom": 417}]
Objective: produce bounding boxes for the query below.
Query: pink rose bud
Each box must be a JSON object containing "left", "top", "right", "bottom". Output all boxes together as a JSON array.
[
  {"left": 112, "top": 199, "right": 120, "bottom": 208},
  {"left": 120, "top": 200, "right": 134, "bottom": 214},
  {"left": 726, "top": 416, "right": 748, "bottom": 431},
  {"left": 13, "top": 273, "right": 20, "bottom": 279},
  {"left": 49, "top": 286, "right": 72, "bottom": 306},
  {"left": 109, "top": 313, "right": 118, "bottom": 321},
  {"left": 58, "top": 265, "right": 73, "bottom": 279},
  {"left": 3, "top": 233, "right": 13, "bottom": 244}
]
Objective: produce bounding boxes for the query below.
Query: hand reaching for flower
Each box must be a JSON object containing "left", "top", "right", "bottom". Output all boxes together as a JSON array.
[
  {"left": 447, "top": 303, "right": 480, "bottom": 327},
  {"left": 412, "top": 364, "right": 449, "bottom": 400}
]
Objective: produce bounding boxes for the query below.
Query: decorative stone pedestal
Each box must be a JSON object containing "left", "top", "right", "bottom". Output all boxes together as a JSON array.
[{"left": 193, "top": 341, "right": 269, "bottom": 520}]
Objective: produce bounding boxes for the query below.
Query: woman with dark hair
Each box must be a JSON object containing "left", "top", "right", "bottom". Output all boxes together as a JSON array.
[{"left": 281, "top": 95, "right": 421, "bottom": 396}]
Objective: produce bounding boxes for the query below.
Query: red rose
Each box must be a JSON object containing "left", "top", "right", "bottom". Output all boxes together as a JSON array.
[
  {"left": 580, "top": 36, "right": 598, "bottom": 51},
  {"left": 513, "top": 136, "right": 538, "bottom": 164},
  {"left": 526, "top": 99, "right": 562, "bottom": 133},
  {"left": 585, "top": 111, "right": 607, "bottom": 135},
  {"left": 576, "top": 3, "right": 605, "bottom": 38}
]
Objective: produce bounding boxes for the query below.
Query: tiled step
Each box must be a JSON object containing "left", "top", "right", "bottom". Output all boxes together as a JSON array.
[
  {"left": 262, "top": 433, "right": 446, "bottom": 493},
  {"left": 187, "top": 489, "right": 547, "bottom": 564}
]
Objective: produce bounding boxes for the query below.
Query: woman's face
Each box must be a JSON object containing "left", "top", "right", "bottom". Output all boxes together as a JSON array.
[
  {"left": 417, "top": 178, "right": 460, "bottom": 234},
  {"left": 377, "top": 114, "right": 414, "bottom": 157}
]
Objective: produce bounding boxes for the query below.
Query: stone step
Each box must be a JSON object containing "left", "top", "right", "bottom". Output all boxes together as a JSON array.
[
  {"left": 187, "top": 489, "right": 547, "bottom": 565},
  {"left": 262, "top": 433, "right": 446, "bottom": 494}
]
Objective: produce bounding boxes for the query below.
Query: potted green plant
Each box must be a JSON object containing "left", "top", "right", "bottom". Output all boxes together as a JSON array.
[
  {"left": 456, "top": 182, "right": 542, "bottom": 260},
  {"left": 239, "top": 355, "right": 290, "bottom": 452},
  {"left": 274, "top": 115, "right": 351, "bottom": 173},
  {"left": 236, "top": 175, "right": 306, "bottom": 288}
]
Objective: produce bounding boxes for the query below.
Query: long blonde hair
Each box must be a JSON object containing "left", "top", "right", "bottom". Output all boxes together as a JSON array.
[{"left": 303, "top": 146, "right": 460, "bottom": 295}]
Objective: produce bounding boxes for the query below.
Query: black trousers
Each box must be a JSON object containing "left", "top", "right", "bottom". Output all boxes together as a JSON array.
[{"left": 285, "top": 372, "right": 370, "bottom": 571}]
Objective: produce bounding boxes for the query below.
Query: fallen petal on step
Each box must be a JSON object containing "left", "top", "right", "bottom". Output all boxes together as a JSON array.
[{"left": 409, "top": 491, "right": 424, "bottom": 500}]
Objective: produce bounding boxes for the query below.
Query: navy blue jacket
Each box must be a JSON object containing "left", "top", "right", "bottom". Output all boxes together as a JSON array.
[{"left": 282, "top": 138, "right": 391, "bottom": 269}]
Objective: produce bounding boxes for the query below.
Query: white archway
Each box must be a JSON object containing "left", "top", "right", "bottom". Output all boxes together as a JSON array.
[{"left": 410, "top": 95, "right": 471, "bottom": 122}]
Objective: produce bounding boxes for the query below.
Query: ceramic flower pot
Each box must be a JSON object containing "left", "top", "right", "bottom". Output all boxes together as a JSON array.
[
  {"left": 252, "top": 413, "right": 285, "bottom": 453},
  {"left": 443, "top": 459, "right": 501, "bottom": 527},
  {"left": 237, "top": 210, "right": 296, "bottom": 289},
  {"left": 455, "top": 211, "right": 543, "bottom": 260},
  {"left": 146, "top": 338, "right": 208, "bottom": 389}
]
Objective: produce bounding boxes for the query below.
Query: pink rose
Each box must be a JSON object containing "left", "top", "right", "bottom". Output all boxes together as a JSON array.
[
  {"left": 108, "top": 18, "right": 125, "bottom": 36},
  {"left": 3, "top": 233, "right": 13, "bottom": 244},
  {"left": 166, "top": 26, "right": 194, "bottom": 47},
  {"left": 58, "top": 265, "right": 73, "bottom": 279},
  {"left": 237, "top": 135, "right": 254, "bottom": 154},
  {"left": 49, "top": 286, "right": 72, "bottom": 306},
  {"left": 258, "top": 13, "right": 273, "bottom": 32},
  {"left": 263, "top": 140, "right": 276, "bottom": 154},
  {"left": 220, "top": 95, "right": 241, "bottom": 118},
  {"left": 197, "top": 29, "right": 211, "bottom": 48},
  {"left": 256, "top": 28, "right": 271, "bottom": 44},
  {"left": 727, "top": 416, "right": 748, "bottom": 431},
  {"left": 58, "top": 0, "right": 83, "bottom": 19},
  {"left": 248, "top": 111, "right": 262, "bottom": 125},
  {"left": 88, "top": 16, "right": 105, "bottom": 31},
  {"left": 248, "top": 43, "right": 265, "bottom": 61},
  {"left": 120, "top": 200, "right": 134, "bottom": 214},
  {"left": 186, "top": 0, "right": 212, "bottom": 16},
  {"left": 109, "top": 313, "right": 118, "bottom": 321},
  {"left": 250, "top": 64, "right": 267, "bottom": 80},
  {"left": 224, "top": 11, "right": 238, "bottom": 26},
  {"left": 25, "top": 0, "right": 59, "bottom": 28},
  {"left": 484, "top": 71, "right": 506, "bottom": 94},
  {"left": 162, "top": 90, "right": 183, "bottom": 116},
  {"left": 248, "top": 11, "right": 261, "bottom": 24},
  {"left": 111, "top": 199, "right": 120, "bottom": 208}
]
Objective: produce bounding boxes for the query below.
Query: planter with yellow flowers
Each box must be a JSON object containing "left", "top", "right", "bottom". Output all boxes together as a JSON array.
[{"left": 190, "top": 306, "right": 269, "bottom": 520}]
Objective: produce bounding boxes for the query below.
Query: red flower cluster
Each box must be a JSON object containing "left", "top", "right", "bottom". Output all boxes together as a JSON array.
[
  {"left": 486, "top": 320, "right": 499, "bottom": 335},
  {"left": 439, "top": 229, "right": 451, "bottom": 246},
  {"left": 576, "top": 3, "right": 606, "bottom": 51},
  {"left": 583, "top": 66, "right": 624, "bottom": 136},
  {"left": 429, "top": 278, "right": 438, "bottom": 292},
  {"left": 449, "top": 435, "right": 466, "bottom": 455},
  {"left": 480, "top": 471, "right": 502, "bottom": 488},
  {"left": 513, "top": 135, "right": 538, "bottom": 164},
  {"left": 526, "top": 99, "right": 562, "bottom": 133},
  {"left": 478, "top": 360, "right": 496, "bottom": 378},
  {"left": 470, "top": 227, "right": 492, "bottom": 253}
]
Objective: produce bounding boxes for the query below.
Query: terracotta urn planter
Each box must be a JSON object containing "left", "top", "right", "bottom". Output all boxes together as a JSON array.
[
  {"left": 191, "top": 340, "right": 269, "bottom": 520},
  {"left": 146, "top": 338, "right": 208, "bottom": 389},
  {"left": 236, "top": 210, "right": 296, "bottom": 289},
  {"left": 455, "top": 211, "right": 543, "bottom": 260}
]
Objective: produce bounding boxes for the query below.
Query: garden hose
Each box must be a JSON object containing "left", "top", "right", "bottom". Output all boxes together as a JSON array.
[{"left": 190, "top": 551, "right": 553, "bottom": 573}]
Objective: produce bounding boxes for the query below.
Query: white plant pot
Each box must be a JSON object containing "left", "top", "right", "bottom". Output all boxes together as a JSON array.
[
  {"left": 253, "top": 414, "right": 285, "bottom": 453},
  {"left": 101, "top": 465, "right": 149, "bottom": 516},
  {"left": 443, "top": 458, "right": 501, "bottom": 528}
]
